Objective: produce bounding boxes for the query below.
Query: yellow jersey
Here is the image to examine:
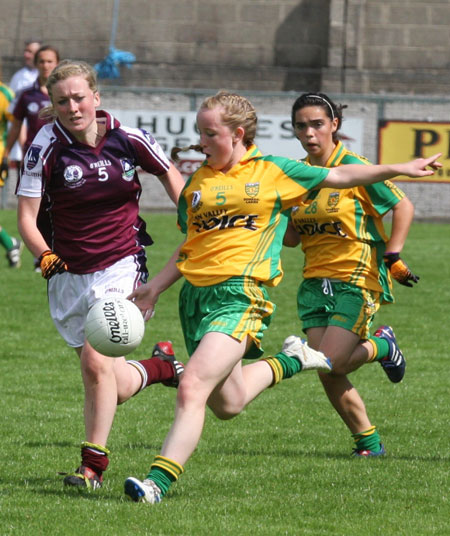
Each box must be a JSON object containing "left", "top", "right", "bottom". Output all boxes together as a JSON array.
[
  {"left": 0, "top": 82, "right": 14, "bottom": 158},
  {"left": 177, "top": 144, "right": 329, "bottom": 287},
  {"left": 290, "top": 141, "right": 405, "bottom": 302}
]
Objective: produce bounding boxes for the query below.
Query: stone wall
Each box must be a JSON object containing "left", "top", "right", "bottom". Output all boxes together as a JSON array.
[
  {"left": 324, "top": 0, "right": 450, "bottom": 95},
  {"left": 2, "top": 0, "right": 450, "bottom": 94}
]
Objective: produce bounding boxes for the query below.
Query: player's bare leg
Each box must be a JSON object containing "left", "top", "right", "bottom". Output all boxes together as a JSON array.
[
  {"left": 308, "top": 326, "right": 384, "bottom": 455},
  {"left": 207, "top": 357, "right": 273, "bottom": 419},
  {"left": 61, "top": 343, "right": 119, "bottom": 489},
  {"left": 78, "top": 343, "right": 119, "bottom": 446},
  {"left": 62, "top": 340, "right": 181, "bottom": 489},
  {"left": 124, "top": 332, "right": 249, "bottom": 504},
  {"left": 124, "top": 332, "right": 332, "bottom": 503},
  {"left": 161, "top": 332, "right": 246, "bottom": 465},
  {"left": 309, "top": 326, "right": 372, "bottom": 432},
  {"left": 318, "top": 371, "right": 371, "bottom": 432}
]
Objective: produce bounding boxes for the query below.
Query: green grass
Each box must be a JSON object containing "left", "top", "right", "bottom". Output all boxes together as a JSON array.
[{"left": 0, "top": 210, "right": 449, "bottom": 535}]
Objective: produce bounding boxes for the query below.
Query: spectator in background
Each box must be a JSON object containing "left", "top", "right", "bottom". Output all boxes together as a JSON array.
[
  {"left": 1, "top": 45, "right": 59, "bottom": 271},
  {"left": 8, "top": 39, "right": 41, "bottom": 165},
  {"left": 3, "top": 45, "right": 59, "bottom": 163}
]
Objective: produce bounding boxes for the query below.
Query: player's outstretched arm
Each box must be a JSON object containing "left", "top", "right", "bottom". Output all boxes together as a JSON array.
[
  {"left": 128, "top": 241, "right": 184, "bottom": 321},
  {"left": 322, "top": 153, "right": 442, "bottom": 188}
]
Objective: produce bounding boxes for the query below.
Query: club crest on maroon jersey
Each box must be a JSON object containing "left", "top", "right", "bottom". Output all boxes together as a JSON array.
[
  {"left": 26, "top": 145, "right": 42, "bottom": 170},
  {"left": 120, "top": 158, "right": 135, "bottom": 181},
  {"left": 27, "top": 101, "right": 41, "bottom": 114},
  {"left": 64, "top": 165, "right": 85, "bottom": 188}
]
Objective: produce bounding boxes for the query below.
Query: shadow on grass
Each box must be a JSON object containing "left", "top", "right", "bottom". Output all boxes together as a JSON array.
[
  {"left": 0, "top": 477, "right": 134, "bottom": 503},
  {"left": 20, "top": 440, "right": 161, "bottom": 451},
  {"left": 36, "top": 487, "right": 125, "bottom": 502},
  {"left": 25, "top": 484, "right": 182, "bottom": 503},
  {"left": 22, "top": 441, "right": 76, "bottom": 448},
  {"left": 16, "top": 440, "right": 450, "bottom": 464},
  {"left": 203, "top": 445, "right": 450, "bottom": 463}
]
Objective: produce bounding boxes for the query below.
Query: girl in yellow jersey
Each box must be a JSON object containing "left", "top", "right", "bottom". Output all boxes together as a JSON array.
[
  {"left": 284, "top": 92, "right": 420, "bottom": 457},
  {"left": 0, "top": 79, "right": 23, "bottom": 267},
  {"left": 124, "top": 91, "right": 440, "bottom": 504}
]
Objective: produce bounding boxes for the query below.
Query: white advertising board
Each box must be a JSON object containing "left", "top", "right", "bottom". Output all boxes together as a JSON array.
[{"left": 110, "top": 109, "right": 363, "bottom": 178}]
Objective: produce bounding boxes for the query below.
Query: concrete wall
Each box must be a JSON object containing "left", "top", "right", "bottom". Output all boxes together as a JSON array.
[
  {"left": 2, "top": 0, "right": 450, "bottom": 94},
  {"left": 324, "top": 0, "right": 450, "bottom": 94},
  {"left": 1, "top": 1, "right": 449, "bottom": 218}
]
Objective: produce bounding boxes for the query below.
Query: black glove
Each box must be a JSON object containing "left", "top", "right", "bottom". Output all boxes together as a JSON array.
[
  {"left": 384, "top": 252, "right": 419, "bottom": 288},
  {"left": 39, "top": 250, "right": 68, "bottom": 280},
  {"left": 0, "top": 157, "right": 8, "bottom": 187}
]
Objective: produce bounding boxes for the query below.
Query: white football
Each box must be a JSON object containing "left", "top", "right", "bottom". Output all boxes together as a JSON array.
[{"left": 85, "top": 297, "right": 145, "bottom": 357}]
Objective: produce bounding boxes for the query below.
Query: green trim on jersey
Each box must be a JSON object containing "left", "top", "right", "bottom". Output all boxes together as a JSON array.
[
  {"left": 0, "top": 83, "right": 14, "bottom": 102},
  {"left": 0, "top": 83, "right": 14, "bottom": 151}
]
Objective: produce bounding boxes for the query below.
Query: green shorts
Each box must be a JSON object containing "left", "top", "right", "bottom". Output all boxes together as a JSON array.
[
  {"left": 179, "top": 277, "right": 275, "bottom": 358},
  {"left": 297, "top": 278, "right": 381, "bottom": 339}
]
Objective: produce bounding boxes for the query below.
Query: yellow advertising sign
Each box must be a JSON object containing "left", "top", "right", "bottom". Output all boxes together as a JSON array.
[{"left": 378, "top": 120, "right": 450, "bottom": 182}]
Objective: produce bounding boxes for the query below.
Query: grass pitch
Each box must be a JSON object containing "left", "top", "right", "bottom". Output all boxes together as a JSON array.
[{"left": 0, "top": 210, "right": 448, "bottom": 535}]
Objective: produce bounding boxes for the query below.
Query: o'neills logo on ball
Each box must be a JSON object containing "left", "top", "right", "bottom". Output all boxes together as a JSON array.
[{"left": 102, "top": 301, "right": 130, "bottom": 344}]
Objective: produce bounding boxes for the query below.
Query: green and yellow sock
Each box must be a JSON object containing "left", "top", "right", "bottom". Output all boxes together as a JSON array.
[
  {"left": 146, "top": 455, "right": 184, "bottom": 498},
  {"left": 0, "top": 228, "right": 14, "bottom": 251},
  {"left": 367, "top": 336, "right": 390, "bottom": 362},
  {"left": 263, "top": 351, "right": 302, "bottom": 386},
  {"left": 352, "top": 426, "right": 382, "bottom": 453}
]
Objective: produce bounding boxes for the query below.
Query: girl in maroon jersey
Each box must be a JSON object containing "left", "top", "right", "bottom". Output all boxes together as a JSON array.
[
  {"left": 16, "top": 60, "right": 186, "bottom": 490},
  {"left": 3, "top": 45, "right": 59, "bottom": 163},
  {"left": 2, "top": 45, "right": 59, "bottom": 271}
]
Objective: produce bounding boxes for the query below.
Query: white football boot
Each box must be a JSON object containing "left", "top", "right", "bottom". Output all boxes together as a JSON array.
[
  {"left": 124, "top": 477, "right": 162, "bottom": 504},
  {"left": 282, "top": 336, "right": 332, "bottom": 372}
]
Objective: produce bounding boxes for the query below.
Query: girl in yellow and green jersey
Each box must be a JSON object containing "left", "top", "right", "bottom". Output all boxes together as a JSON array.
[
  {"left": 284, "top": 92, "right": 420, "bottom": 457},
  {"left": 0, "top": 80, "right": 22, "bottom": 267},
  {"left": 124, "top": 91, "right": 440, "bottom": 504}
]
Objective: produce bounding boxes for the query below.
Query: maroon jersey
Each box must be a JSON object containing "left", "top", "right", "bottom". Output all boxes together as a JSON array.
[
  {"left": 17, "top": 110, "right": 171, "bottom": 274},
  {"left": 12, "top": 80, "right": 51, "bottom": 153}
]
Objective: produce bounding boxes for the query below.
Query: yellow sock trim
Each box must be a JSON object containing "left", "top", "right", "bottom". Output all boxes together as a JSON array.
[
  {"left": 263, "top": 357, "right": 283, "bottom": 386},
  {"left": 151, "top": 455, "right": 184, "bottom": 480},
  {"left": 81, "top": 441, "right": 110, "bottom": 456},
  {"left": 366, "top": 339, "right": 378, "bottom": 362},
  {"left": 352, "top": 426, "right": 376, "bottom": 441}
]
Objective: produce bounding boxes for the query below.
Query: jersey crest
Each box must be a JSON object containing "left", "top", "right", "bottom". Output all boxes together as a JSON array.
[
  {"left": 26, "top": 145, "right": 42, "bottom": 170},
  {"left": 326, "top": 192, "right": 340, "bottom": 212},
  {"left": 63, "top": 165, "right": 85, "bottom": 188},
  {"left": 191, "top": 191, "right": 202, "bottom": 212},
  {"left": 245, "top": 182, "right": 259, "bottom": 197},
  {"left": 120, "top": 158, "right": 135, "bottom": 181}
]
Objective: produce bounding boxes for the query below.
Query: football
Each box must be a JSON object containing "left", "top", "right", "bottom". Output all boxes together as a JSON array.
[{"left": 85, "top": 297, "right": 145, "bottom": 357}]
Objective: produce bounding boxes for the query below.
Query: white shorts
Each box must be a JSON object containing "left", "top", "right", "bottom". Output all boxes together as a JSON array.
[{"left": 48, "top": 255, "right": 147, "bottom": 348}]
